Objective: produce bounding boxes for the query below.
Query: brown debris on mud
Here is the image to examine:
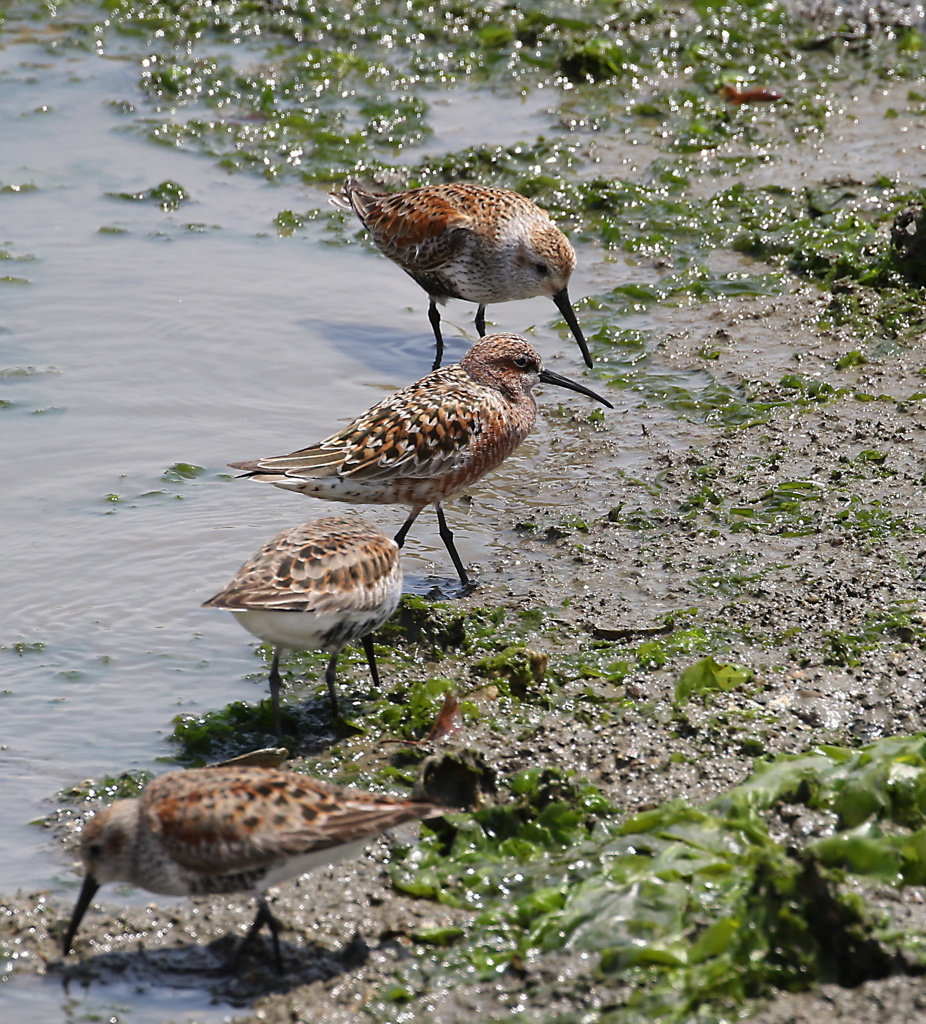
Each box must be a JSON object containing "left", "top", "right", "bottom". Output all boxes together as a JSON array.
[{"left": 7, "top": 278, "right": 926, "bottom": 1022}]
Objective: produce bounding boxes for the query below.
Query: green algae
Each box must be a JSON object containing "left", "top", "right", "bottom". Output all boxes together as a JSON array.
[
  {"left": 823, "top": 602, "right": 926, "bottom": 668},
  {"left": 378, "top": 594, "right": 470, "bottom": 651},
  {"left": 575, "top": 179, "right": 926, "bottom": 353},
  {"left": 382, "top": 734, "right": 926, "bottom": 1022},
  {"left": 0, "top": 365, "right": 59, "bottom": 379},
  {"left": 835, "top": 349, "right": 868, "bottom": 370},
  {"left": 471, "top": 645, "right": 548, "bottom": 692},
  {"left": 561, "top": 624, "right": 716, "bottom": 681},
  {"left": 4, "top": 640, "right": 45, "bottom": 655},
  {"left": 171, "top": 698, "right": 320, "bottom": 760},
  {"left": 169, "top": 582, "right": 926, "bottom": 764},
  {"left": 674, "top": 655, "right": 752, "bottom": 704},
  {"left": 37, "top": 0, "right": 926, "bottom": 194},
  {"left": 161, "top": 461, "right": 206, "bottom": 482},
  {"left": 106, "top": 179, "right": 189, "bottom": 211},
  {"left": 18, "top": 0, "right": 926, "bottom": 388},
  {"left": 169, "top": 598, "right": 568, "bottom": 762},
  {"left": 689, "top": 467, "right": 924, "bottom": 542},
  {"left": 168, "top": 599, "right": 754, "bottom": 764},
  {"left": 57, "top": 770, "right": 154, "bottom": 806},
  {"left": 101, "top": 464, "right": 227, "bottom": 512}
]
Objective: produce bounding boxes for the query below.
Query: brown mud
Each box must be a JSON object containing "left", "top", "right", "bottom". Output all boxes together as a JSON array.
[
  {"left": 5, "top": 3, "right": 926, "bottom": 1021},
  {"left": 6, "top": 276, "right": 926, "bottom": 1021}
]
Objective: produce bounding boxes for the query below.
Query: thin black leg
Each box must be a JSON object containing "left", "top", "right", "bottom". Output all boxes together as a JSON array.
[
  {"left": 268, "top": 648, "right": 283, "bottom": 737},
  {"left": 475, "top": 304, "right": 487, "bottom": 337},
  {"left": 435, "top": 502, "right": 472, "bottom": 589},
  {"left": 428, "top": 298, "right": 444, "bottom": 370},
  {"left": 324, "top": 652, "right": 341, "bottom": 717},
  {"left": 394, "top": 508, "right": 422, "bottom": 548},
  {"left": 362, "top": 634, "right": 380, "bottom": 689},
  {"left": 236, "top": 897, "right": 284, "bottom": 974}
]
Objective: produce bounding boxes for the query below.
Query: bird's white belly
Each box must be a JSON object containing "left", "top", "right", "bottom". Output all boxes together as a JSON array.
[
  {"left": 260, "top": 837, "right": 371, "bottom": 889},
  {"left": 231, "top": 609, "right": 362, "bottom": 651}
]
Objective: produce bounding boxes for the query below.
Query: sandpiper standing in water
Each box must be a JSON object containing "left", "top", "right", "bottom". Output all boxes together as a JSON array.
[
  {"left": 329, "top": 179, "right": 592, "bottom": 370},
  {"left": 62, "top": 765, "right": 443, "bottom": 971},
  {"left": 229, "top": 333, "right": 612, "bottom": 591},
  {"left": 203, "top": 516, "right": 402, "bottom": 729}
]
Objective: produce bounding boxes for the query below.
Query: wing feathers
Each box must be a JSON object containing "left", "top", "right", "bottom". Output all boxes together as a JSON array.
[
  {"left": 142, "top": 768, "right": 441, "bottom": 875},
  {"left": 230, "top": 368, "right": 485, "bottom": 485}
]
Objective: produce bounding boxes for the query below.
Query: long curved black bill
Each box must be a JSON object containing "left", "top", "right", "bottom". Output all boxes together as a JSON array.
[
  {"left": 553, "top": 288, "right": 593, "bottom": 369},
  {"left": 538, "top": 367, "right": 613, "bottom": 409},
  {"left": 62, "top": 874, "right": 100, "bottom": 954}
]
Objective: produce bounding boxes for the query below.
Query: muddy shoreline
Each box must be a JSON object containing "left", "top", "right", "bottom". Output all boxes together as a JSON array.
[
  {"left": 7, "top": 279, "right": 926, "bottom": 1021},
  {"left": 5, "top": 1, "right": 926, "bottom": 1020}
]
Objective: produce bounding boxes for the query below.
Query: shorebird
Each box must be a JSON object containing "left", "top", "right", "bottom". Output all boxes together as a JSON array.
[
  {"left": 62, "top": 765, "right": 442, "bottom": 971},
  {"left": 329, "top": 179, "right": 592, "bottom": 370},
  {"left": 229, "top": 334, "right": 612, "bottom": 590},
  {"left": 203, "top": 516, "right": 403, "bottom": 729}
]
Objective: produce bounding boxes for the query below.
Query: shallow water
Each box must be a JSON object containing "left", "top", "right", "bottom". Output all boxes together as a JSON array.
[
  {"left": 1, "top": 25, "right": 616, "bottom": 1018},
  {"left": 13, "top": 5, "right": 913, "bottom": 1020},
  {"left": 5, "top": 3, "right": 926, "bottom": 1022},
  {"left": 0, "top": 12, "right": 640, "bottom": 909},
  {"left": 4, "top": 971, "right": 229, "bottom": 1024}
]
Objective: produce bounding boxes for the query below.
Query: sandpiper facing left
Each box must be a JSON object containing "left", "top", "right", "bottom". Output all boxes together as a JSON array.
[{"left": 62, "top": 765, "right": 442, "bottom": 970}]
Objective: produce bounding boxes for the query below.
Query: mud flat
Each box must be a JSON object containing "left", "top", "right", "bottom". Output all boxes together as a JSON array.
[{"left": 4, "top": 2, "right": 926, "bottom": 1022}]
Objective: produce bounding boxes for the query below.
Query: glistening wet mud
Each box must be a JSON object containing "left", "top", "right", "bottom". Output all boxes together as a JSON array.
[{"left": 6, "top": 1, "right": 926, "bottom": 1022}]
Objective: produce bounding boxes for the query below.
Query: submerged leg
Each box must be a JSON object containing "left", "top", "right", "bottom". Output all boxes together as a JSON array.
[
  {"left": 362, "top": 634, "right": 381, "bottom": 689},
  {"left": 475, "top": 304, "right": 487, "bottom": 337},
  {"left": 324, "top": 652, "right": 341, "bottom": 717},
  {"left": 268, "top": 648, "right": 283, "bottom": 737},
  {"left": 428, "top": 298, "right": 445, "bottom": 371},
  {"left": 394, "top": 507, "right": 424, "bottom": 549},
  {"left": 435, "top": 503, "right": 472, "bottom": 589},
  {"left": 236, "top": 896, "right": 284, "bottom": 974}
]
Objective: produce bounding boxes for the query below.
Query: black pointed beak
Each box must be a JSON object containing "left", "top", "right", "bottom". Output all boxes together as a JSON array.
[
  {"left": 552, "top": 288, "right": 593, "bottom": 369},
  {"left": 538, "top": 367, "right": 613, "bottom": 409},
  {"left": 62, "top": 874, "right": 100, "bottom": 955}
]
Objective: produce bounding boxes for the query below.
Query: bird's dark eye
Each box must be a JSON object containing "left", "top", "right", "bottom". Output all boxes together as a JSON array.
[
  {"left": 87, "top": 843, "right": 103, "bottom": 857},
  {"left": 534, "top": 263, "right": 549, "bottom": 276},
  {"left": 513, "top": 355, "right": 531, "bottom": 369}
]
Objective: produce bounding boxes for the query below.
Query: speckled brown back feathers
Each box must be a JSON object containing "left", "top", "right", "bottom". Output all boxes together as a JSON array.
[
  {"left": 78, "top": 766, "right": 444, "bottom": 889},
  {"left": 140, "top": 767, "right": 440, "bottom": 871},
  {"left": 334, "top": 183, "right": 474, "bottom": 272},
  {"left": 329, "top": 179, "right": 577, "bottom": 303},
  {"left": 202, "top": 516, "right": 399, "bottom": 615},
  {"left": 278, "top": 368, "right": 488, "bottom": 481},
  {"left": 228, "top": 370, "right": 481, "bottom": 484},
  {"left": 229, "top": 334, "right": 542, "bottom": 508}
]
